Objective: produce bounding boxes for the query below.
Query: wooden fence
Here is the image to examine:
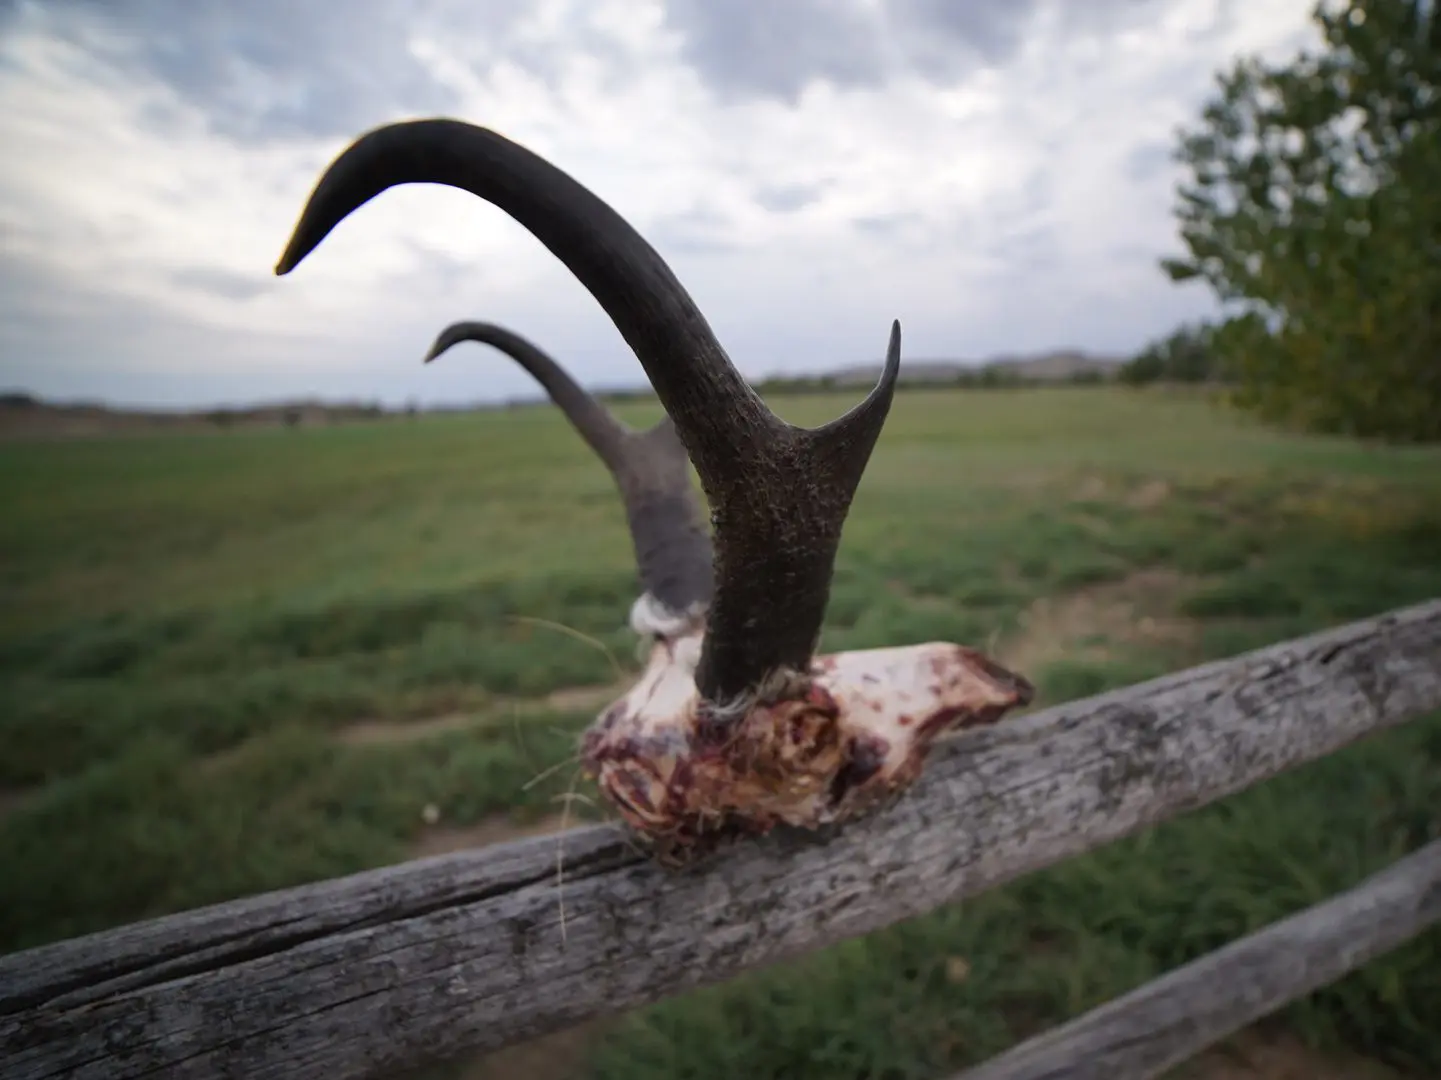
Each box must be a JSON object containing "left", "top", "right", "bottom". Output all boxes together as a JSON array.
[{"left": 3, "top": 598, "right": 1439, "bottom": 1080}]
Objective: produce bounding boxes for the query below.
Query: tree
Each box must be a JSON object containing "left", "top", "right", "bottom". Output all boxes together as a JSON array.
[
  {"left": 1163, "top": 0, "right": 1440, "bottom": 442},
  {"left": 1119, "top": 321, "right": 1222, "bottom": 386}
]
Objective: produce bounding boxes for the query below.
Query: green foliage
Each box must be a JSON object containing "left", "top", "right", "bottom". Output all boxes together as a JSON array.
[
  {"left": 1119, "top": 321, "right": 1223, "bottom": 386},
  {"left": 1165, "top": 0, "right": 1441, "bottom": 442}
]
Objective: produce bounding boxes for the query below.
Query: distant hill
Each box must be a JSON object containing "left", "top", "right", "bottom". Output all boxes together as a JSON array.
[
  {"left": 825, "top": 349, "right": 1125, "bottom": 388},
  {"left": 0, "top": 392, "right": 398, "bottom": 441},
  {"left": 0, "top": 349, "right": 1128, "bottom": 440}
]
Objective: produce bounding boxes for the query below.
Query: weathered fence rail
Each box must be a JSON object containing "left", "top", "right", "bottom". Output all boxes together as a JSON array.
[
  {"left": 952, "top": 837, "right": 1441, "bottom": 1080},
  {"left": 2, "top": 598, "right": 1439, "bottom": 1080}
]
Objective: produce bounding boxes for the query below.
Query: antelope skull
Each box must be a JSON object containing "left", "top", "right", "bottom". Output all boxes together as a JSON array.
[{"left": 275, "top": 119, "right": 1035, "bottom": 865}]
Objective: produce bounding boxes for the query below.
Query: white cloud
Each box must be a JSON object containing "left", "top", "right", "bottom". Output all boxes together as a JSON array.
[{"left": 0, "top": 0, "right": 1320, "bottom": 407}]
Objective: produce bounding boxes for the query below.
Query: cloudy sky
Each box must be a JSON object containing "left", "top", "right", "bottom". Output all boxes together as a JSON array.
[{"left": 0, "top": 0, "right": 1318, "bottom": 409}]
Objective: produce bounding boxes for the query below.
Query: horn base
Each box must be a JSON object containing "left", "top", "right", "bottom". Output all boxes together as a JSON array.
[{"left": 579, "top": 628, "right": 1034, "bottom": 868}]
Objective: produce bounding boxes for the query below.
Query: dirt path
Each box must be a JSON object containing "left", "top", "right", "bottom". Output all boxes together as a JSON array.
[
  {"left": 336, "top": 679, "right": 631, "bottom": 748},
  {"left": 1174, "top": 1030, "right": 1410, "bottom": 1079},
  {"left": 0, "top": 787, "right": 31, "bottom": 824},
  {"left": 993, "top": 566, "right": 1200, "bottom": 678},
  {"left": 408, "top": 811, "right": 576, "bottom": 859}
]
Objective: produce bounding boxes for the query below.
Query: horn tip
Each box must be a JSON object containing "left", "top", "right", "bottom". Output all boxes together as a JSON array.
[
  {"left": 883, "top": 320, "right": 902, "bottom": 378},
  {"left": 275, "top": 222, "right": 320, "bottom": 276}
]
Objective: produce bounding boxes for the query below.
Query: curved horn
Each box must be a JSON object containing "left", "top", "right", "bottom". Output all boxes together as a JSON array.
[
  {"left": 424, "top": 321, "right": 630, "bottom": 470},
  {"left": 423, "top": 320, "right": 714, "bottom": 620},
  {"left": 275, "top": 118, "right": 900, "bottom": 709}
]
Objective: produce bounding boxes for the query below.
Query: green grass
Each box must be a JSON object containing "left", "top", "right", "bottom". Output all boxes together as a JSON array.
[{"left": 2, "top": 384, "right": 1440, "bottom": 1077}]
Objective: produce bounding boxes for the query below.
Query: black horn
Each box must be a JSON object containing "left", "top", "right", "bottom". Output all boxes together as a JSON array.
[
  {"left": 422, "top": 321, "right": 713, "bottom": 622},
  {"left": 276, "top": 118, "right": 900, "bottom": 709}
]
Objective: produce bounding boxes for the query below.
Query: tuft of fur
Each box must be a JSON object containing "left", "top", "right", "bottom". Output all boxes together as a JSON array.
[
  {"left": 629, "top": 592, "right": 707, "bottom": 642},
  {"left": 579, "top": 628, "right": 1034, "bottom": 866}
]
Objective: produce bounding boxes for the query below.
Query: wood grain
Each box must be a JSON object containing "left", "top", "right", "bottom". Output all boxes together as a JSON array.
[{"left": 3, "top": 598, "right": 1439, "bottom": 1080}]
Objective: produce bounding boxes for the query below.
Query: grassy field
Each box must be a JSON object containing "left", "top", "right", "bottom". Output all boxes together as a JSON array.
[{"left": 2, "top": 384, "right": 1439, "bottom": 1079}]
